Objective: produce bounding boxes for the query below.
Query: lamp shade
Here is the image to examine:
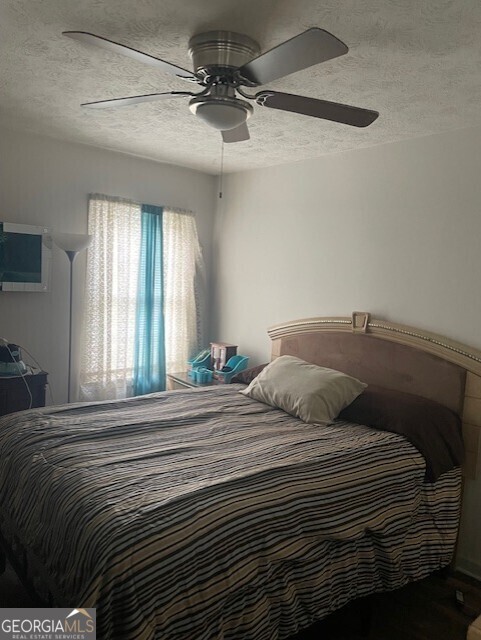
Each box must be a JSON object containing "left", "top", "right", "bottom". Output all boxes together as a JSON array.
[{"left": 53, "top": 233, "right": 92, "bottom": 253}]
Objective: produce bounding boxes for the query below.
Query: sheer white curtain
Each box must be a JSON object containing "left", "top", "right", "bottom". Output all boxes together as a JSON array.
[
  {"left": 79, "top": 195, "right": 141, "bottom": 400},
  {"left": 79, "top": 196, "right": 202, "bottom": 401},
  {"left": 163, "top": 209, "right": 203, "bottom": 374}
]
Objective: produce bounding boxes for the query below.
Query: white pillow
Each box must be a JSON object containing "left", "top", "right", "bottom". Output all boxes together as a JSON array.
[{"left": 241, "top": 355, "right": 366, "bottom": 424}]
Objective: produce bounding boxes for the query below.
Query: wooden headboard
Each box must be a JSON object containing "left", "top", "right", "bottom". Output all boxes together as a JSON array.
[{"left": 268, "top": 312, "right": 481, "bottom": 480}]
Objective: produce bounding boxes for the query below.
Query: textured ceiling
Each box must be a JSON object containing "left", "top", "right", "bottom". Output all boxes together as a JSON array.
[{"left": 1, "top": 0, "right": 481, "bottom": 174}]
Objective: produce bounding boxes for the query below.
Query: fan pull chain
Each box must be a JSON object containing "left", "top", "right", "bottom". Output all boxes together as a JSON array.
[{"left": 219, "top": 141, "right": 224, "bottom": 199}]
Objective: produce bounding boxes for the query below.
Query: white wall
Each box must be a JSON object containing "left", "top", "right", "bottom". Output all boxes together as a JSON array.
[
  {"left": 212, "top": 124, "right": 481, "bottom": 578},
  {"left": 0, "top": 127, "right": 217, "bottom": 405}
]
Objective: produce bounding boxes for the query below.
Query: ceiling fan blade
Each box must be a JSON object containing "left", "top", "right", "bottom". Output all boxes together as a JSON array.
[
  {"left": 222, "top": 123, "right": 250, "bottom": 143},
  {"left": 82, "top": 91, "right": 194, "bottom": 109},
  {"left": 63, "top": 31, "right": 195, "bottom": 80},
  {"left": 238, "top": 28, "right": 348, "bottom": 86},
  {"left": 256, "top": 91, "right": 379, "bottom": 127}
]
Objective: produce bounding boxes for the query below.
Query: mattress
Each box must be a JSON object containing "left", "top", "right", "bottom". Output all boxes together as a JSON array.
[{"left": 0, "top": 385, "right": 461, "bottom": 639}]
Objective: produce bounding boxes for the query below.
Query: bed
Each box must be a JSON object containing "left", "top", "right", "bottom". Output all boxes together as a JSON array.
[{"left": 0, "top": 312, "right": 480, "bottom": 640}]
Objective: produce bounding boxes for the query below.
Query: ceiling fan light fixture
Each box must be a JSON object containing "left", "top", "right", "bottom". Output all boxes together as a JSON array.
[{"left": 189, "top": 96, "right": 253, "bottom": 131}]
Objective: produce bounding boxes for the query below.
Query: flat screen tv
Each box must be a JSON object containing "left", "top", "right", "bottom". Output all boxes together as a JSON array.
[{"left": 0, "top": 222, "right": 51, "bottom": 292}]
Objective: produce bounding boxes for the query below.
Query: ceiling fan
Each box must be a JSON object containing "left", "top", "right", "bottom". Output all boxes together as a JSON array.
[{"left": 63, "top": 28, "right": 379, "bottom": 143}]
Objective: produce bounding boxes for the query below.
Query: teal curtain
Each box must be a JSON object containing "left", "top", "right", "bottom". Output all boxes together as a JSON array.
[{"left": 133, "top": 204, "right": 166, "bottom": 395}]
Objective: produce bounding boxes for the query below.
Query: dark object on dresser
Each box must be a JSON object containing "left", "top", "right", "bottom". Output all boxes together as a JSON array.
[{"left": 0, "top": 371, "right": 48, "bottom": 416}]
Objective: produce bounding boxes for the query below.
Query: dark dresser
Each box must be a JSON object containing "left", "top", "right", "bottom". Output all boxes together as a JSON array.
[{"left": 0, "top": 371, "right": 48, "bottom": 416}]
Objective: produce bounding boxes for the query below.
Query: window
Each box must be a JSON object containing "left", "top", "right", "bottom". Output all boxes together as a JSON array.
[{"left": 79, "top": 194, "right": 203, "bottom": 401}]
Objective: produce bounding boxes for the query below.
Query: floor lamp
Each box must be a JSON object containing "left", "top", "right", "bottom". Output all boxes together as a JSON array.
[{"left": 53, "top": 233, "right": 92, "bottom": 403}]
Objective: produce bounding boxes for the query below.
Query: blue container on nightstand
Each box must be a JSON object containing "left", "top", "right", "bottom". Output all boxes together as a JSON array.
[
  {"left": 192, "top": 368, "right": 213, "bottom": 384},
  {"left": 215, "top": 355, "right": 249, "bottom": 383},
  {"left": 188, "top": 350, "right": 211, "bottom": 379}
]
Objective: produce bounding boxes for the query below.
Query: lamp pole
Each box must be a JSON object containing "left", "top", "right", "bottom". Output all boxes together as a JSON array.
[
  {"left": 53, "top": 234, "right": 92, "bottom": 403},
  {"left": 65, "top": 250, "right": 76, "bottom": 403}
]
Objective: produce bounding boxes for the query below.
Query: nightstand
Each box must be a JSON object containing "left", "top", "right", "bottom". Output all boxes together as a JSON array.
[
  {"left": 0, "top": 371, "right": 48, "bottom": 416},
  {"left": 167, "top": 371, "right": 222, "bottom": 391}
]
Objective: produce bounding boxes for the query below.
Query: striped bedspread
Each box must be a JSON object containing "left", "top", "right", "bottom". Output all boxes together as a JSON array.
[{"left": 0, "top": 385, "right": 461, "bottom": 640}]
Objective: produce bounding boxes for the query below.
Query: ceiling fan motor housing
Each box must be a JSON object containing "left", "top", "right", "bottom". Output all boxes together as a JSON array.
[
  {"left": 187, "top": 32, "right": 259, "bottom": 131},
  {"left": 188, "top": 31, "right": 260, "bottom": 78}
]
